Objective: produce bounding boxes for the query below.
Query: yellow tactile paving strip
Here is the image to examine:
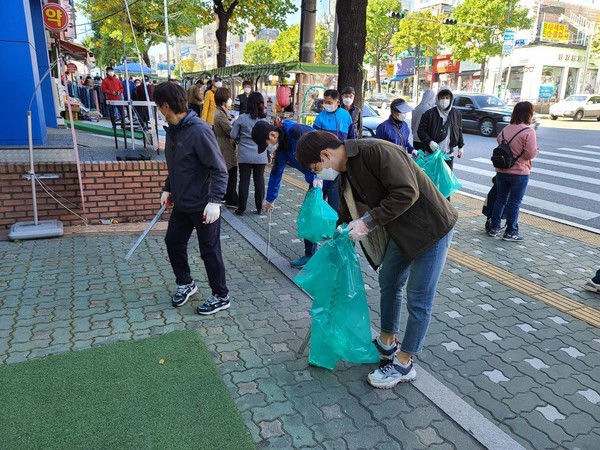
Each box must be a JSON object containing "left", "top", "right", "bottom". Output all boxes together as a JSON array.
[{"left": 279, "top": 171, "right": 600, "bottom": 328}]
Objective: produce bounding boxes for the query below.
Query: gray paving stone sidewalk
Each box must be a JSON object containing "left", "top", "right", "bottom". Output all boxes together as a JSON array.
[
  {"left": 0, "top": 222, "right": 481, "bottom": 449},
  {"left": 1, "top": 162, "right": 599, "bottom": 449},
  {"left": 230, "top": 168, "right": 600, "bottom": 449}
]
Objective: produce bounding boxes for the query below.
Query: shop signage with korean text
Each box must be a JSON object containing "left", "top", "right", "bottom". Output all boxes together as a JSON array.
[
  {"left": 42, "top": 3, "right": 69, "bottom": 33},
  {"left": 433, "top": 57, "right": 460, "bottom": 74}
]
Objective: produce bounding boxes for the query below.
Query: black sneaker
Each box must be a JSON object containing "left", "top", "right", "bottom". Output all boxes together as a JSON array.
[
  {"left": 488, "top": 228, "right": 501, "bottom": 237},
  {"left": 196, "top": 294, "right": 230, "bottom": 315},
  {"left": 502, "top": 232, "right": 524, "bottom": 242},
  {"left": 171, "top": 281, "right": 198, "bottom": 307}
]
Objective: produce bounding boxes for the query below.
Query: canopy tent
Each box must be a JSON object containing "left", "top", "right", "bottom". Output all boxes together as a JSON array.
[
  {"left": 58, "top": 39, "right": 89, "bottom": 60},
  {"left": 186, "top": 61, "right": 338, "bottom": 80},
  {"left": 113, "top": 63, "right": 155, "bottom": 74}
]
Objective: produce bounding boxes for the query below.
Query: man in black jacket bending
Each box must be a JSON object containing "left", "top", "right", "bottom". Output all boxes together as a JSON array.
[{"left": 154, "top": 82, "right": 230, "bottom": 315}]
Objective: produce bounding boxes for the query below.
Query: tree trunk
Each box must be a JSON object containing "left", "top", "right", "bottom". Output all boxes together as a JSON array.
[
  {"left": 142, "top": 50, "right": 151, "bottom": 68},
  {"left": 215, "top": 13, "right": 229, "bottom": 68},
  {"left": 480, "top": 58, "right": 487, "bottom": 93},
  {"left": 336, "top": 0, "right": 368, "bottom": 110}
]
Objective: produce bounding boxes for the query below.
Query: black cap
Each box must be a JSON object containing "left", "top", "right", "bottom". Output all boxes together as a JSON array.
[{"left": 251, "top": 121, "right": 276, "bottom": 154}]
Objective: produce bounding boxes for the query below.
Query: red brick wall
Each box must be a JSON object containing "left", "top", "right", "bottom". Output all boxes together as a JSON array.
[{"left": 0, "top": 161, "right": 169, "bottom": 228}]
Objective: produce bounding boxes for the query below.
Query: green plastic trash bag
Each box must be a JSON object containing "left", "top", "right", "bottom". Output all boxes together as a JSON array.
[
  {"left": 296, "top": 186, "right": 338, "bottom": 243},
  {"left": 294, "top": 230, "right": 380, "bottom": 370},
  {"left": 414, "top": 149, "right": 462, "bottom": 198}
]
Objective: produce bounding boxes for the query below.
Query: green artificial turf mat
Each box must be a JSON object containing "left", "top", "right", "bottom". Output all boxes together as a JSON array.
[{"left": 0, "top": 331, "right": 254, "bottom": 450}]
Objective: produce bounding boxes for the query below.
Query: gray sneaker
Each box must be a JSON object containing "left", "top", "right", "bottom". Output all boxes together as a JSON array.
[
  {"left": 502, "top": 232, "right": 524, "bottom": 242},
  {"left": 488, "top": 228, "right": 501, "bottom": 237},
  {"left": 367, "top": 357, "right": 417, "bottom": 389},
  {"left": 171, "top": 281, "right": 198, "bottom": 307}
]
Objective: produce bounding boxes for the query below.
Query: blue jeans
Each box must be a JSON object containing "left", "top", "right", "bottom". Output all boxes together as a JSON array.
[
  {"left": 378, "top": 230, "right": 453, "bottom": 355},
  {"left": 491, "top": 173, "right": 529, "bottom": 234}
]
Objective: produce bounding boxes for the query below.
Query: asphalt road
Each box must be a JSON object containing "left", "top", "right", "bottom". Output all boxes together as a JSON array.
[
  {"left": 370, "top": 105, "right": 600, "bottom": 232},
  {"left": 455, "top": 117, "right": 600, "bottom": 232}
]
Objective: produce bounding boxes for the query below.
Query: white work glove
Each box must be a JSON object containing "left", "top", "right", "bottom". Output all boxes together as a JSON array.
[
  {"left": 346, "top": 219, "right": 369, "bottom": 242},
  {"left": 457, "top": 147, "right": 464, "bottom": 158},
  {"left": 203, "top": 202, "right": 221, "bottom": 224},
  {"left": 312, "top": 178, "right": 323, "bottom": 189},
  {"left": 160, "top": 191, "right": 172, "bottom": 207},
  {"left": 411, "top": 150, "right": 419, "bottom": 158},
  {"left": 429, "top": 141, "right": 439, "bottom": 152},
  {"left": 263, "top": 201, "right": 275, "bottom": 211}
]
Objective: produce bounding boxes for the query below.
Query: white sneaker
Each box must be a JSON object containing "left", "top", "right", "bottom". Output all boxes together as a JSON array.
[
  {"left": 367, "top": 358, "right": 417, "bottom": 389},
  {"left": 583, "top": 280, "right": 600, "bottom": 294}
]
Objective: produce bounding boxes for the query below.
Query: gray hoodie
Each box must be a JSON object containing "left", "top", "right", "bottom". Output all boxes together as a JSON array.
[{"left": 411, "top": 89, "right": 436, "bottom": 143}]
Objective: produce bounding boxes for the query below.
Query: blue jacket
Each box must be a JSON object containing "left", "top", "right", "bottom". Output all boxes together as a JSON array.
[
  {"left": 266, "top": 120, "right": 335, "bottom": 203},
  {"left": 313, "top": 107, "right": 355, "bottom": 140},
  {"left": 375, "top": 117, "right": 414, "bottom": 152}
]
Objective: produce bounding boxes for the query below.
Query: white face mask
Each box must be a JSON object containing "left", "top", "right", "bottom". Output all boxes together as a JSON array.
[
  {"left": 215, "top": 81, "right": 223, "bottom": 88},
  {"left": 107, "top": 71, "right": 114, "bottom": 77},
  {"left": 319, "top": 158, "right": 339, "bottom": 181},
  {"left": 342, "top": 97, "right": 353, "bottom": 106},
  {"left": 226, "top": 98, "right": 232, "bottom": 107},
  {"left": 266, "top": 143, "right": 278, "bottom": 153},
  {"left": 439, "top": 98, "right": 451, "bottom": 109},
  {"left": 243, "top": 87, "right": 251, "bottom": 94},
  {"left": 323, "top": 104, "right": 337, "bottom": 113},
  {"left": 393, "top": 113, "right": 406, "bottom": 122}
]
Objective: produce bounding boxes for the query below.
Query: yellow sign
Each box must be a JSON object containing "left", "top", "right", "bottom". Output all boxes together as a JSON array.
[
  {"left": 541, "top": 22, "right": 570, "bottom": 43},
  {"left": 387, "top": 64, "right": 394, "bottom": 77}
]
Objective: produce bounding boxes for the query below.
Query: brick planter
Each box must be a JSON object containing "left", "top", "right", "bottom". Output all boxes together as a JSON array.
[{"left": 0, "top": 161, "right": 169, "bottom": 228}]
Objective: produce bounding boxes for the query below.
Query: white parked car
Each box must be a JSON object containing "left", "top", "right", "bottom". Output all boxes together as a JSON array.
[{"left": 549, "top": 94, "right": 600, "bottom": 121}]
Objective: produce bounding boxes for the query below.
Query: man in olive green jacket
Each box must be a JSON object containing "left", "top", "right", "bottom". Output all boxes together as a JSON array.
[{"left": 296, "top": 131, "right": 457, "bottom": 389}]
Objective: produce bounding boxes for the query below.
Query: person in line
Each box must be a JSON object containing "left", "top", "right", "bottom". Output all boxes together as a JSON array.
[
  {"left": 101, "top": 66, "right": 124, "bottom": 122},
  {"left": 213, "top": 87, "right": 238, "bottom": 208},
  {"left": 154, "top": 82, "right": 230, "bottom": 316},
  {"left": 230, "top": 92, "right": 269, "bottom": 216},
  {"left": 201, "top": 77, "right": 221, "bottom": 126},
  {"left": 417, "top": 86, "right": 465, "bottom": 170},
  {"left": 411, "top": 89, "right": 436, "bottom": 152},
  {"left": 251, "top": 120, "right": 333, "bottom": 267},
  {"left": 488, "top": 101, "right": 538, "bottom": 241},
  {"left": 313, "top": 89, "right": 355, "bottom": 140},
  {"left": 295, "top": 131, "right": 457, "bottom": 389},
  {"left": 584, "top": 268, "right": 600, "bottom": 293},
  {"left": 234, "top": 80, "right": 253, "bottom": 114},
  {"left": 375, "top": 98, "right": 416, "bottom": 155},
  {"left": 134, "top": 76, "right": 154, "bottom": 126},
  {"left": 340, "top": 86, "right": 361, "bottom": 136},
  {"left": 188, "top": 79, "right": 204, "bottom": 116},
  {"left": 122, "top": 76, "right": 135, "bottom": 101}
]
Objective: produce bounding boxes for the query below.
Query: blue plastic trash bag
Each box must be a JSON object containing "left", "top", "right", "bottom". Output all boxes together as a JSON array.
[
  {"left": 294, "top": 230, "right": 380, "bottom": 370},
  {"left": 414, "top": 149, "right": 462, "bottom": 198},
  {"left": 296, "top": 186, "right": 338, "bottom": 243}
]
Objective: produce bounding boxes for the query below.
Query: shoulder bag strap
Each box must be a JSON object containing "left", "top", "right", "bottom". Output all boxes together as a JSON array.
[{"left": 506, "top": 127, "right": 529, "bottom": 162}]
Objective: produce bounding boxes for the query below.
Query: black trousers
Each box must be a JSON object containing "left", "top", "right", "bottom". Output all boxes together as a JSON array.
[
  {"left": 238, "top": 163, "right": 266, "bottom": 213},
  {"left": 165, "top": 208, "right": 228, "bottom": 297},
  {"left": 224, "top": 166, "right": 239, "bottom": 206}
]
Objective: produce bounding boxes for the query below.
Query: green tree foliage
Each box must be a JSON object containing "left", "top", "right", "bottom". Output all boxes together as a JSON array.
[
  {"left": 391, "top": 10, "right": 445, "bottom": 58},
  {"left": 271, "top": 24, "right": 332, "bottom": 63},
  {"left": 365, "top": 0, "right": 404, "bottom": 92},
  {"left": 242, "top": 40, "right": 274, "bottom": 65},
  {"left": 212, "top": 0, "right": 296, "bottom": 67},
  {"left": 443, "top": 0, "right": 532, "bottom": 89},
  {"left": 79, "top": 0, "right": 208, "bottom": 67}
]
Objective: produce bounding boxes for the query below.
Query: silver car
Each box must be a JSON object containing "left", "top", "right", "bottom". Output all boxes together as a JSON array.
[{"left": 549, "top": 94, "right": 600, "bottom": 121}]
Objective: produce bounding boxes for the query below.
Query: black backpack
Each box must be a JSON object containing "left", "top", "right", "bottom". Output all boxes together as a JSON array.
[{"left": 491, "top": 128, "right": 528, "bottom": 169}]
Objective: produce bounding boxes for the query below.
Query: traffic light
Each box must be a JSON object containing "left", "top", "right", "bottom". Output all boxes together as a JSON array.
[
  {"left": 442, "top": 18, "right": 457, "bottom": 25},
  {"left": 387, "top": 11, "right": 406, "bottom": 19}
]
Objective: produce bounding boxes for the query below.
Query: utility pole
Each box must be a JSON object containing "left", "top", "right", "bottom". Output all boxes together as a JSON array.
[
  {"left": 299, "top": 0, "right": 317, "bottom": 62},
  {"left": 496, "top": 1, "right": 513, "bottom": 97}
]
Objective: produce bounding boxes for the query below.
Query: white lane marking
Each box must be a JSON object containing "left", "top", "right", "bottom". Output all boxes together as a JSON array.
[
  {"left": 556, "top": 147, "right": 600, "bottom": 155},
  {"left": 469, "top": 158, "right": 600, "bottom": 186},
  {"left": 539, "top": 151, "right": 599, "bottom": 163},
  {"left": 458, "top": 180, "right": 599, "bottom": 220},
  {"left": 455, "top": 165, "right": 600, "bottom": 200},
  {"left": 470, "top": 157, "right": 600, "bottom": 174},
  {"left": 582, "top": 145, "right": 600, "bottom": 149}
]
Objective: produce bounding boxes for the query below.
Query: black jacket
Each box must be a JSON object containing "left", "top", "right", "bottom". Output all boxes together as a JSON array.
[
  {"left": 163, "top": 111, "right": 228, "bottom": 213},
  {"left": 417, "top": 107, "right": 464, "bottom": 152}
]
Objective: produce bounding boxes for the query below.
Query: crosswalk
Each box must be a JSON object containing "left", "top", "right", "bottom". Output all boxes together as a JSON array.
[{"left": 454, "top": 144, "right": 600, "bottom": 226}]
